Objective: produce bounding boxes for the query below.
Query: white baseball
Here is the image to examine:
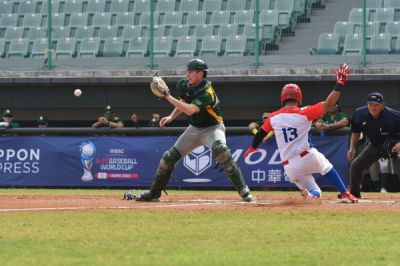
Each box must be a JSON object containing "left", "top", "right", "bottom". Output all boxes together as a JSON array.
[{"left": 74, "top": 89, "right": 82, "bottom": 97}]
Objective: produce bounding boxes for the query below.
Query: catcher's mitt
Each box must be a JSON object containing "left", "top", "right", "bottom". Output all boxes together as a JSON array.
[{"left": 150, "top": 74, "right": 170, "bottom": 98}]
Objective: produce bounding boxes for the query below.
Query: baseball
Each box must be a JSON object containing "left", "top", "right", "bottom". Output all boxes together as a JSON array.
[{"left": 74, "top": 89, "right": 82, "bottom": 97}]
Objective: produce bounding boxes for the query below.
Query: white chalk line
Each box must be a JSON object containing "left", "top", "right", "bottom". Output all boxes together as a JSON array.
[{"left": 0, "top": 198, "right": 398, "bottom": 213}]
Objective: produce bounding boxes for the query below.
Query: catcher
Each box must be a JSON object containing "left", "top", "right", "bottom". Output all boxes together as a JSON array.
[{"left": 126, "top": 58, "right": 254, "bottom": 202}]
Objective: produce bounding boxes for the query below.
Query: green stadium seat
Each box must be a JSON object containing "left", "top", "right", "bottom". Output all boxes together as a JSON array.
[
  {"left": 294, "top": 0, "right": 310, "bottom": 18},
  {"left": 62, "top": 0, "right": 84, "bottom": 13},
  {"left": 139, "top": 12, "right": 160, "bottom": 26},
  {"left": 122, "top": 25, "right": 143, "bottom": 39},
  {"left": 224, "top": 34, "right": 246, "bottom": 56},
  {"left": 5, "top": 26, "right": 25, "bottom": 39},
  {"left": 109, "top": 0, "right": 131, "bottom": 13},
  {"left": 273, "top": 0, "right": 295, "bottom": 13},
  {"left": 55, "top": 37, "right": 77, "bottom": 58},
  {"left": 156, "top": 0, "right": 177, "bottom": 12},
  {"left": 0, "top": 14, "right": 20, "bottom": 28},
  {"left": 169, "top": 24, "right": 191, "bottom": 38},
  {"left": 367, "top": 0, "right": 383, "bottom": 8},
  {"left": 349, "top": 8, "right": 370, "bottom": 25},
  {"left": 116, "top": 12, "right": 135, "bottom": 26},
  {"left": 153, "top": 36, "right": 173, "bottom": 56},
  {"left": 161, "top": 11, "right": 183, "bottom": 25},
  {"left": 126, "top": 36, "right": 148, "bottom": 57},
  {"left": 199, "top": 35, "right": 222, "bottom": 56},
  {"left": 133, "top": 0, "right": 152, "bottom": 13},
  {"left": 30, "top": 37, "right": 48, "bottom": 58},
  {"left": 202, "top": 0, "right": 222, "bottom": 12},
  {"left": 243, "top": 23, "right": 261, "bottom": 55},
  {"left": 354, "top": 21, "right": 381, "bottom": 36},
  {"left": 385, "top": 21, "right": 400, "bottom": 34},
  {"left": 313, "top": 32, "right": 340, "bottom": 54},
  {"left": 175, "top": 35, "right": 197, "bottom": 56},
  {"left": 43, "top": 13, "right": 65, "bottom": 27},
  {"left": 7, "top": 38, "right": 30, "bottom": 58},
  {"left": 152, "top": 24, "right": 168, "bottom": 37},
  {"left": 342, "top": 33, "right": 363, "bottom": 55},
  {"left": 22, "top": 13, "right": 43, "bottom": 28},
  {"left": 28, "top": 26, "right": 47, "bottom": 39},
  {"left": 373, "top": 7, "right": 395, "bottom": 23},
  {"left": 98, "top": 25, "right": 119, "bottom": 38},
  {"left": 250, "top": 0, "right": 271, "bottom": 10},
  {"left": 226, "top": 0, "right": 247, "bottom": 11},
  {"left": 193, "top": 24, "right": 215, "bottom": 37},
  {"left": 91, "top": 12, "right": 112, "bottom": 27},
  {"left": 15, "top": 0, "right": 38, "bottom": 14},
  {"left": 86, "top": 0, "right": 106, "bottom": 13},
  {"left": 0, "top": 39, "right": 6, "bottom": 58},
  {"left": 394, "top": 34, "right": 400, "bottom": 53},
  {"left": 102, "top": 36, "right": 124, "bottom": 56},
  {"left": 384, "top": 0, "right": 400, "bottom": 8},
  {"left": 0, "top": 1, "right": 13, "bottom": 14},
  {"left": 368, "top": 33, "right": 392, "bottom": 53},
  {"left": 74, "top": 26, "right": 95, "bottom": 39},
  {"left": 217, "top": 24, "right": 239, "bottom": 38},
  {"left": 40, "top": 0, "right": 62, "bottom": 14},
  {"left": 186, "top": 11, "right": 207, "bottom": 25},
  {"left": 209, "top": 10, "right": 231, "bottom": 25},
  {"left": 233, "top": 10, "right": 254, "bottom": 25},
  {"left": 78, "top": 37, "right": 100, "bottom": 58},
  {"left": 52, "top": 26, "right": 71, "bottom": 39},
  {"left": 333, "top": 21, "right": 354, "bottom": 47},
  {"left": 260, "top": 9, "right": 279, "bottom": 27},
  {"left": 179, "top": 0, "right": 199, "bottom": 12}
]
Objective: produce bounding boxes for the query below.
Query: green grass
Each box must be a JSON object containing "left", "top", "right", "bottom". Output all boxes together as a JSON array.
[{"left": 0, "top": 189, "right": 399, "bottom": 266}]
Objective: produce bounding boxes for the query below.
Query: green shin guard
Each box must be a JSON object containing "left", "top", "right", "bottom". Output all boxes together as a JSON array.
[
  {"left": 149, "top": 147, "right": 181, "bottom": 198},
  {"left": 212, "top": 141, "right": 247, "bottom": 192}
]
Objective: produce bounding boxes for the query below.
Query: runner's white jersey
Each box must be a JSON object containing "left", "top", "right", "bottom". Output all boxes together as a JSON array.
[{"left": 261, "top": 102, "right": 324, "bottom": 162}]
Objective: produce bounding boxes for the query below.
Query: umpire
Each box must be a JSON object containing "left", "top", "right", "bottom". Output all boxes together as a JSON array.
[{"left": 347, "top": 92, "right": 400, "bottom": 198}]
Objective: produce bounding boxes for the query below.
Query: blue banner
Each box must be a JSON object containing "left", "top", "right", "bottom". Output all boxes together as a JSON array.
[{"left": 0, "top": 136, "right": 349, "bottom": 188}]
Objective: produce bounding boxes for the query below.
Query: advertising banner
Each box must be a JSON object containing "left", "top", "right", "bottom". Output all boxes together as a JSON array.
[{"left": 0, "top": 136, "right": 348, "bottom": 188}]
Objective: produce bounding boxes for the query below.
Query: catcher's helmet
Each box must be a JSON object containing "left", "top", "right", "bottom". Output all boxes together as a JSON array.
[
  {"left": 187, "top": 59, "right": 208, "bottom": 72},
  {"left": 281, "top": 84, "right": 302, "bottom": 105}
]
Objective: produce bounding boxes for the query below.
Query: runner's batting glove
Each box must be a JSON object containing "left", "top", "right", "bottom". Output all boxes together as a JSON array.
[
  {"left": 333, "top": 63, "right": 350, "bottom": 85},
  {"left": 244, "top": 147, "right": 259, "bottom": 158}
]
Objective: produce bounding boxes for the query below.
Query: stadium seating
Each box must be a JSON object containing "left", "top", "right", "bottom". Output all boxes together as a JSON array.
[
  {"left": 74, "top": 26, "right": 95, "bottom": 39},
  {"left": 175, "top": 35, "right": 197, "bottom": 56},
  {"left": 16, "top": 0, "right": 38, "bottom": 14},
  {"left": 7, "top": 37, "right": 30, "bottom": 58},
  {"left": 0, "top": 14, "right": 20, "bottom": 28},
  {"left": 91, "top": 12, "right": 112, "bottom": 27},
  {"left": 122, "top": 25, "right": 143, "bottom": 39},
  {"left": 22, "top": 13, "right": 43, "bottom": 28},
  {"left": 224, "top": 34, "right": 247, "bottom": 56},
  {"left": 102, "top": 36, "right": 124, "bottom": 57},
  {"left": 342, "top": 33, "right": 363, "bottom": 55},
  {"left": 217, "top": 24, "right": 239, "bottom": 38},
  {"left": 312, "top": 32, "right": 340, "bottom": 55},
  {"left": 199, "top": 35, "right": 222, "bottom": 56},
  {"left": 0, "top": 38, "right": 6, "bottom": 58},
  {"left": 210, "top": 10, "right": 231, "bottom": 25},
  {"left": 161, "top": 11, "right": 183, "bottom": 25},
  {"left": 394, "top": 33, "right": 400, "bottom": 53},
  {"left": 78, "top": 37, "right": 100, "bottom": 58},
  {"left": 354, "top": 21, "right": 381, "bottom": 35},
  {"left": 202, "top": 0, "right": 222, "bottom": 12},
  {"left": 333, "top": 21, "right": 354, "bottom": 48},
  {"left": 109, "top": 0, "right": 131, "bottom": 13},
  {"left": 368, "top": 33, "right": 392, "bottom": 53},
  {"left": 53, "top": 26, "right": 71, "bottom": 39},
  {"left": 126, "top": 36, "right": 148, "bottom": 57},
  {"left": 85, "top": 0, "right": 107, "bottom": 13},
  {"left": 133, "top": 0, "right": 152, "bottom": 13},
  {"left": 156, "top": 0, "right": 177, "bottom": 12},
  {"left": 28, "top": 26, "right": 47, "bottom": 39},
  {"left": 62, "top": 0, "right": 84, "bottom": 13},
  {"left": 170, "top": 24, "right": 191, "bottom": 38},
  {"left": 367, "top": 0, "right": 383, "bottom": 8},
  {"left": 5, "top": 26, "right": 24, "bottom": 39},
  {"left": 194, "top": 24, "right": 215, "bottom": 37},
  {"left": 152, "top": 35, "right": 173, "bottom": 56},
  {"left": 0, "top": 0, "right": 13, "bottom": 14},
  {"left": 179, "top": 0, "right": 200, "bottom": 12},
  {"left": 226, "top": 0, "right": 247, "bottom": 12},
  {"left": 186, "top": 11, "right": 207, "bottom": 25},
  {"left": 55, "top": 37, "right": 77, "bottom": 58},
  {"left": 30, "top": 37, "right": 48, "bottom": 58},
  {"left": 116, "top": 12, "right": 135, "bottom": 26},
  {"left": 233, "top": 10, "right": 255, "bottom": 26}
]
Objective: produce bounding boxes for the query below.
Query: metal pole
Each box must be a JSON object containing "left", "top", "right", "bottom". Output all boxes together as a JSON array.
[
  {"left": 46, "top": 0, "right": 53, "bottom": 70},
  {"left": 361, "top": 0, "right": 367, "bottom": 67},
  {"left": 255, "top": 0, "right": 260, "bottom": 68},
  {"left": 149, "top": 0, "right": 154, "bottom": 69}
]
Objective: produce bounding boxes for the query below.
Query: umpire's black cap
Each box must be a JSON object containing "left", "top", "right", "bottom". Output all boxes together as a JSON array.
[{"left": 367, "top": 92, "right": 384, "bottom": 104}]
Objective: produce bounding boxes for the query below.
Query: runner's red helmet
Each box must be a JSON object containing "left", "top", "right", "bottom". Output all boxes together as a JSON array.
[{"left": 281, "top": 83, "right": 302, "bottom": 105}]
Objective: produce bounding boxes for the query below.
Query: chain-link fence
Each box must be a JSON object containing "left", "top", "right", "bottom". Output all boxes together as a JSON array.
[{"left": 0, "top": 0, "right": 399, "bottom": 71}]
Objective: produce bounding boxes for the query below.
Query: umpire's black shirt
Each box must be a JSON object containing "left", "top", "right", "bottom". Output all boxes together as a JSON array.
[{"left": 351, "top": 106, "right": 400, "bottom": 148}]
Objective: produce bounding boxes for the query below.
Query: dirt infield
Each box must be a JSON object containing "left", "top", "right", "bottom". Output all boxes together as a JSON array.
[{"left": 1, "top": 191, "right": 400, "bottom": 212}]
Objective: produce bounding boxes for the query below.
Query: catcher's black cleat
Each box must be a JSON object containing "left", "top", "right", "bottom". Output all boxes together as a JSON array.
[
  {"left": 134, "top": 191, "right": 161, "bottom": 202},
  {"left": 240, "top": 186, "right": 255, "bottom": 202}
]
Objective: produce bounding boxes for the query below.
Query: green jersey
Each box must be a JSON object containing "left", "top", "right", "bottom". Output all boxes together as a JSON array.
[
  {"left": 177, "top": 79, "right": 223, "bottom": 127},
  {"left": 321, "top": 112, "right": 348, "bottom": 124}
]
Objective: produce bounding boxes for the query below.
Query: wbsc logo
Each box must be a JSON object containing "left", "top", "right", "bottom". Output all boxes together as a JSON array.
[{"left": 183, "top": 146, "right": 212, "bottom": 183}]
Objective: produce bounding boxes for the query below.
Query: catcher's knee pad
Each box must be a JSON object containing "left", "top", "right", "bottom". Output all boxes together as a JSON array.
[
  {"left": 212, "top": 140, "right": 231, "bottom": 162},
  {"left": 159, "top": 147, "right": 181, "bottom": 172}
]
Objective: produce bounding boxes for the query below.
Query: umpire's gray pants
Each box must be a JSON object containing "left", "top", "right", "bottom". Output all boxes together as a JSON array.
[{"left": 350, "top": 143, "right": 383, "bottom": 194}]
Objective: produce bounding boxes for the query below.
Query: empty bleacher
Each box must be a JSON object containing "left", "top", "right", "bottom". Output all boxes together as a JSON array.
[
  {"left": 311, "top": 0, "right": 400, "bottom": 55},
  {"left": 0, "top": 0, "right": 323, "bottom": 58}
]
